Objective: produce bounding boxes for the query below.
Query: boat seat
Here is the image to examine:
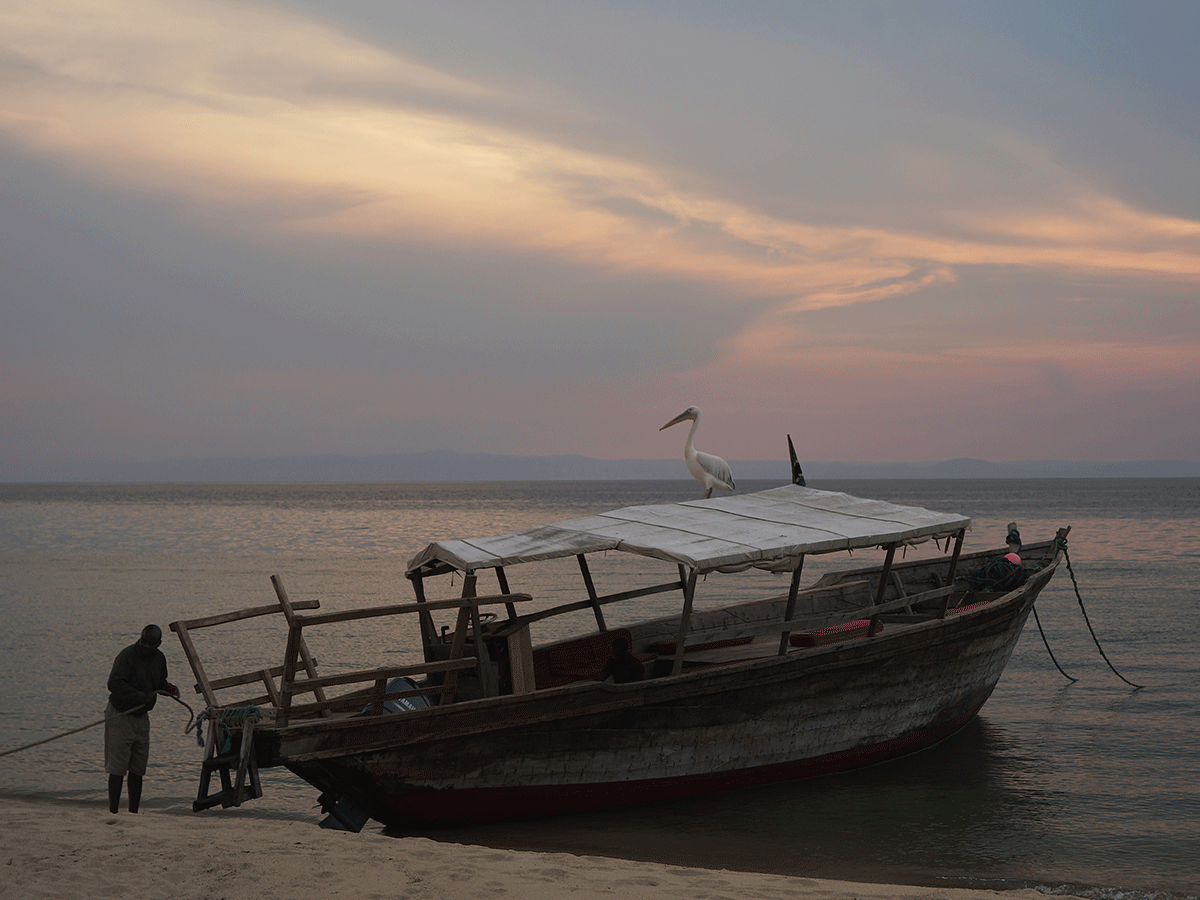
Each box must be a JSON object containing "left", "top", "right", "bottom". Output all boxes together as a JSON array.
[
  {"left": 790, "top": 618, "right": 880, "bottom": 647},
  {"left": 532, "top": 628, "right": 655, "bottom": 688}
]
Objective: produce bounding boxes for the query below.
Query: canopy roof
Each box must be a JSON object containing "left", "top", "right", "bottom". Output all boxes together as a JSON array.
[{"left": 406, "top": 485, "right": 971, "bottom": 577}]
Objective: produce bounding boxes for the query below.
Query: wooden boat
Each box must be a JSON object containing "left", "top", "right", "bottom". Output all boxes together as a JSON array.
[{"left": 170, "top": 483, "right": 1069, "bottom": 831}]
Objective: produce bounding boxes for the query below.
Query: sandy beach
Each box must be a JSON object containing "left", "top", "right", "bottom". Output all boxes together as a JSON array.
[{"left": 0, "top": 799, "right": 1083, "bottom": 900}]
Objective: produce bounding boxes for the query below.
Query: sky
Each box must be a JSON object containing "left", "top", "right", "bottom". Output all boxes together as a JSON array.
[{"left": 3, "top": 0, "right": 1199, "bottom": 478}]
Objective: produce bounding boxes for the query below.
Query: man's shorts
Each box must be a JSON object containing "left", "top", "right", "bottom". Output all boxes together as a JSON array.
[{"left": 104, "top": 701, "right": 150, "bottom": 776}]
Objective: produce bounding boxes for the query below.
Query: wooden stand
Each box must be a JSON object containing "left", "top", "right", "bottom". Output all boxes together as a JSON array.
[{"left": 193, "top": 715, "right": 262, "bottom": 811}]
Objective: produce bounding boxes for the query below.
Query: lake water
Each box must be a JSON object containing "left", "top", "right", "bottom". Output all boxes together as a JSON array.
[{"left": 1, "top": 479, "right": 1197, "bottom": 898}]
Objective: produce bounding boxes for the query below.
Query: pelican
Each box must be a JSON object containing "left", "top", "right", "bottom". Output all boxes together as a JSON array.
[{"left": 659, "top": 406, "right": 735, "bottom": 499}]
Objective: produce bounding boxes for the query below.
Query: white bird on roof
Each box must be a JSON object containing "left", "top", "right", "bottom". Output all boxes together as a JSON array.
[{"left": 659, "top": 406, "right": 736, "bottom": 499}]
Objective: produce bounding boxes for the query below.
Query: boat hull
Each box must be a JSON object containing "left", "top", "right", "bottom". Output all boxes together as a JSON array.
[{"left": 271, "top": 561, "right": 1054, "bottom": 828}]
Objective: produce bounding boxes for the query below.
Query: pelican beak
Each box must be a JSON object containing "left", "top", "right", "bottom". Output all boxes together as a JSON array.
[{"left": 660, "top": 410, "right": 693, "bottom": 431}]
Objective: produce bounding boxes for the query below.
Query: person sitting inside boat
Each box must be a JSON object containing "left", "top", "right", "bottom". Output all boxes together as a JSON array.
[
  {"left": 965, "top": 524, "right": 1027, "bottom": 592},
  {"left": 601, "top": 636, "right": 644, "bottom": 684}
]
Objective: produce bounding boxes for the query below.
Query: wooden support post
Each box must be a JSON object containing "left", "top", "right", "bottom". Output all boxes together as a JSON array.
[
  {"left": 507, "top": 624, "right": 535, "bottom": 694},
  {"left": 258, "top": 669, "right": 282, "bottom": 707},
  {"left": 272, "top": 575, "right": 329, "bottom": 717},
  {"left": 670, "top": 567, "right": 698, "bottom": 677},
  {"left": 869, "top": 543, "right": 897, "bottom": 636},
  {"left": 410, "top": 573, "right": 439, "bottom": 650},
  {"left": 232, "top": 717, "right": 256, "bottom": 806},
  {"left": 777, "top": 557, "right": 805, "bottom": 656},
  {"left": 194, "top": 713, "right": 262, "bottom": 811},
  {"left": 891, "top": 571, "right": 912, "bottom": 614},
  {"left": 946, "top": 528, "right": 966, "bottom": 585},
  {"left": 278, "top": 622, "right": 300, "bottom": 728},
  {"left": 440, "top": 606, "right": 472, "bottom": 706},
  {"left": 171, "top": 621, "right": 218, "bottom": 708},
  {"left": 194, "top": 716, "right": 218, "bottom": 808},
  {"left": 370, "top": 678, "right": 387, "bottom": 716},
  {"left": 461, "top": 575, "right": 498, "bottom": 698},
  {"left": 577, "top": 554, "right": 607, "bottom": 632},
  {"left": 495, "top": 567, "right": 518, "bottom": 621}
]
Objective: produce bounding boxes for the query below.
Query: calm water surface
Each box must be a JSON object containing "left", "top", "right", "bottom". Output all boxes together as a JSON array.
[{"left": 1, "top": 479, "right": 1197, "bottom": 898}]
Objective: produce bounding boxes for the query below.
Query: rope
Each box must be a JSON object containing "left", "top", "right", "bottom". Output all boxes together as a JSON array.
[
  {"left": 1055, "top": 534, "right": 1143, "bottom": 689},
  {"left": 216, "top": 707, "right": 262, "bottom": 754},
  {"left": 0, "top": 703, "right": 145, "bottom": 758},
  {"left": 164, "top": 690, "right": 196, "bottom": 733},
  {"left": 0, "top": 690, "right": 195, "bottom": 759},
  {"left": 1032, "top": 604, "right": 1076, "bottom": 682}
]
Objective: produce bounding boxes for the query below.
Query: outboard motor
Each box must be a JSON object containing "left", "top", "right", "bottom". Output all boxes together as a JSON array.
[{"left": 360, "top": 676, "right": 432, "bottom": 716}]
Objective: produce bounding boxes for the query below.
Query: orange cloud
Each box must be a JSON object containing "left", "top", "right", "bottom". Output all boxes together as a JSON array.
[{"left": 2, "top": 0, "right": 1199, "bottom": 320}]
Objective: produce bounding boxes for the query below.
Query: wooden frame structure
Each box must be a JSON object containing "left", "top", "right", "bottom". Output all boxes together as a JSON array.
[{"left": 170, "top": 575, "right": 531, "bottom": 809}]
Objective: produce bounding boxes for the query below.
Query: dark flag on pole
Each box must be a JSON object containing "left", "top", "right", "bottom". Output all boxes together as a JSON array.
[{"left": 787, "top": 434, "right": 805, "bottom": 486}]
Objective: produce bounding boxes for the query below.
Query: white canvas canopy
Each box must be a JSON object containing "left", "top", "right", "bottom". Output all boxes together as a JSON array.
[{"left": 406, "top": 485, "right": 971, "bottom": 577}]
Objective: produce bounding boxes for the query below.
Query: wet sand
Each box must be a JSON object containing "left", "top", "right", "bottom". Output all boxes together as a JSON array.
[{"left": 1, "top": 798, "right": 1084, "bottom": 900}]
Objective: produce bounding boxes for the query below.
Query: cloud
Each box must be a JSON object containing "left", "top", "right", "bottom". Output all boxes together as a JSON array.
[
  {"left": 2, "top": 1, "right": 1199, "bottom": 470},
  {"left": 3, "top": 0, "right": 1199, "bottom": 323}
]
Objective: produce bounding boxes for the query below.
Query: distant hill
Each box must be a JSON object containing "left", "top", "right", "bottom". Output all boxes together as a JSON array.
[{"left": 4, "top": 451, "right": 1199, "bottom": 482}]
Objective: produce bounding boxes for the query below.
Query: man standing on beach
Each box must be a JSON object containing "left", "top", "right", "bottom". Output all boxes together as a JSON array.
[{"left": 105, "top": 625, "right": 179, "bottom": 813}]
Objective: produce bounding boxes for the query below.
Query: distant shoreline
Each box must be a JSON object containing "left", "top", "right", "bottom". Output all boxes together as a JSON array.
[{"left": 3, "top": 451, "right": 1199, "bottom": 483}]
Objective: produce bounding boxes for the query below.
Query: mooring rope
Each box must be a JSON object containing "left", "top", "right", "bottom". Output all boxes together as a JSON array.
[
  {"left": 1032, "top": 604, "right": 1076, "bottom": 682},
  {"left": 0, "top": 690, "right": 195, "bottom": 759},
  {"left": 1055, "top": 534, "right": 1143, "bottom": 689}
]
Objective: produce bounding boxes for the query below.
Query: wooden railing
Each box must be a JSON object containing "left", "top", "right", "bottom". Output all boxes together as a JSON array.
[
  {"left": 670, "top": 585, "right": 959, "bottom": 656},
  {"left": 170, "top": 575, "right": 532, "bottom": 727},
  {"left": 170, "top": 597, "right": 322, "bottom": 709},
  {"left": 275, "top": 576, "right": 533, "bottom": 727}
]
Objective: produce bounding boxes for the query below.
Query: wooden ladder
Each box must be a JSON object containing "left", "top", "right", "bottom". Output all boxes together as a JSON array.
[{"left": 169, "top": 576, "right": 321, "bottom": 812}]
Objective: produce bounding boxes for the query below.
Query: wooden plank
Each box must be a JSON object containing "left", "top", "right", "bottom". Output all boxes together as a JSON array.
[
  {"left": 946, "top": 528, "right": 966, "bottom": 583},
  {"left": 463, "top": 576, "right": 499, "bottom": 699},
  {"left": 277, "top": 620, "right": 301, "bottom": 727},
  {"left": 283, "top": 657, "right": 478, "bottom": 693},
  {"left": 440, "top": 604, "right": 473, "bottom": 707},
  {"left": 293, "top": 593, "right": 534, "bottom": 629},
  {"left": 272, "top": 576, "right": 328, "bottom": 716},
  {"left": 776, "top": 558, "right": 805, "bottom": 656},
  {"left": 495, "top": 566, "right": 518, "bottom": 620},
  {"left": 670, "top": 567, "right": 698, "bottom": 676},
  {"left": 170, "top": 621, "right": 218, "bottom": 708},
  {"left": 227, "top": 693, "right": 275, "bottom": 708},
  {"left": 677, "top": 586, "right": 956, "bottom": 650},
  {"left": 577, "top": 554, "right": 607, "bottom": 632},
  {"left": 171, "top": 599, "right": 320, "bottom": 631},
  {"left": 500, "top": 580, "right": 683, "bottom": 632},
  {"left": 869, "top": 543, "right": 898, "bottom": 636},
  {"left": 507, "top": 625, "right": 535, "bottom": 694},
  {"left": 232, "top": 717, "right": 255, "bottom": 805},
  {"left": 259, "top": 669, "right": 282, "bottom": 707},
  {"left": 203, "top": 664, "right": 290, "bottom": 692}
]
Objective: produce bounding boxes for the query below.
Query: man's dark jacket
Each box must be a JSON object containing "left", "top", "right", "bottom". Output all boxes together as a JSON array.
[{"left": 107, "top": 643, "right": 170, "bottom": 715}]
